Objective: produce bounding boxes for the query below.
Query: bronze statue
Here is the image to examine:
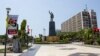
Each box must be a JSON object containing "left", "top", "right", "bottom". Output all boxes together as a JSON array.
[{"left": 49, "top": 11, "right": 54, "bottom": 21}]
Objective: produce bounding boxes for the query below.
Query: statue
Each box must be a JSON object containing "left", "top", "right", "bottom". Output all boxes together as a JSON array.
[
  {"left": 47, "top": 11, "right": 59, "bottom": 42},
  {"left": 48, "top": 11, "right": 56, "bottom": 36},
  {"left": 49, "top": 11, "right": 54, "bottom": 21}
]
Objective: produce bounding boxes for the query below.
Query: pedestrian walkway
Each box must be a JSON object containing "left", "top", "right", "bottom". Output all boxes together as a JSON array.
[
  {"left": 0, "top": 44, "right": 34, "bottom": 56},
  {"left": 0, "top": 45, "right": 21, "bottom": 56},
  {"left": 0, "top": 53, "right": 21, "bottom": 56},
  {"left": 0, "top": 45, "right": 5, "bottom": 49}
]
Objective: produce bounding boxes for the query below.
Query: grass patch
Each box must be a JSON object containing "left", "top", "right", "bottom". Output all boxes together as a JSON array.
[
  {"left": 0, "top": 48, "right": 13, "bottom": 53},
  {"left": 22, "top": 46, "right": 31, "bottom": 51}
]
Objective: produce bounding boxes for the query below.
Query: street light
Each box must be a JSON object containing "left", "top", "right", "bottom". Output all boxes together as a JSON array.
[
  {"left": 27, "top": 25, "right": 30, "bottom": 48},
  {"left": 5, "top": 8, "right": 11, "bottom": 56},
  {"left": 43, "top": 28, "right": 46, "bottom": 36},
  {"left": 6, "top": 8, "right": 11, "bottom": 16}
]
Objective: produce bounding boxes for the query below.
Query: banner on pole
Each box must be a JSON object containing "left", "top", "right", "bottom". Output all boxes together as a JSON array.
[{"left": 7, "top": 15, "right": 18, "bottom": 35}]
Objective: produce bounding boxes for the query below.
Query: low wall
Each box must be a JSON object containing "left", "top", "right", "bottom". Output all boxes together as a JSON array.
[{"left": 47, "top": 36, "right": 59, "bottom": 42}]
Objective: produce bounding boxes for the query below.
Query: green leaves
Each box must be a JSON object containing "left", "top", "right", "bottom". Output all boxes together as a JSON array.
[{"left": 21, "top": 19, "right": 27, "bottom": 31}]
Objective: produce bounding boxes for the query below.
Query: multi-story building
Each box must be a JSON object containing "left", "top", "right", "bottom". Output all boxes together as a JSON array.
[{"left": 61, "top": 9, "right": 98, "bottom": 32}]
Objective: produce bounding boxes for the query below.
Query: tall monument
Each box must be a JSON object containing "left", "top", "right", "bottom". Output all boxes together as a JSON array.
[
  {"left": 47, "top": 11, "right": 59, "bottom": 42},
  {"left": 49, "top": 11, "right": 56, "bottom": 36}
]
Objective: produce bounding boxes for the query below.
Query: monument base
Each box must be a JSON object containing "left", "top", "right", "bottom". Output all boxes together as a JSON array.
[{"left": 47, "top": 36, "right": 59, "bottom": 42}]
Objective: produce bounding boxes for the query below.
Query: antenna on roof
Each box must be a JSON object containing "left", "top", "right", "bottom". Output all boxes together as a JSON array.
[
  {"left": 84, "top": 4, "right": 88, "bottom": 11},
  {"left": 85, "top": 4, "right": 88, "bottom": 11}
]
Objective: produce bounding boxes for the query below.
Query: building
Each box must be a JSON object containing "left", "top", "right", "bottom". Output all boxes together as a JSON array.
[{"left": 61, "top": 9, "right": 98, "bottom": 32}]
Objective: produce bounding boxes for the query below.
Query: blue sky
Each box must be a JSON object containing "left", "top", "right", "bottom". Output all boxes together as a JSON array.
[{"left": 0, "top": 0, "right": 100, "bottom": 36}]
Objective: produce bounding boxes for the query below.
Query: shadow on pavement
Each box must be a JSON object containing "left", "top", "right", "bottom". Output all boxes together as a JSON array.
[
  {"left": 55, "top": 45, "right": 66, "bottom": 47},
  {"left": 60, "top": 48, "right": 76, "bottom": 50},
  {"left": 20, "top": 45, "right": 41, "bottom": 56},
  {"left": 69, "top": 52, "right": 100, "bottom": 56},
  {"left": 28, "top": 48, "right": 35, "bottom": 51}
]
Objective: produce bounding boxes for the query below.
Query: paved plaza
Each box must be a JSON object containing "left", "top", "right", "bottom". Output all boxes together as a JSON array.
[
  {"left": 1, "top": 43, "right": 100, "bottom": 56},
  {"left": 35, "top": 44, "right": 100, "bottom": 56},
  {"left": 20, "top": 43, "right": 100, "bottom": 56}
]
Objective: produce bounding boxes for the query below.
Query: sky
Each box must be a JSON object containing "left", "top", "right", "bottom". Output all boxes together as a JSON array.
[{"left": 0, "top": 0, "right": 100, "bottom": 36}]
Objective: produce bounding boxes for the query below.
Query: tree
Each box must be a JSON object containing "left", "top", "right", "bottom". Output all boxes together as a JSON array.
[
  {"left": 83, "top": 28, "right": 95, "bottom": 44},
  {"left": 20, "top": 19, "right": 27, "bottom": 38},
  {"left": 39, "top": 34, "right": 43, "bottom": 42},
  {"left": 21, "top": 19, "right": 27, "bottom": 31},
  {"left": 13, "top": 19, "right": 27, "bottom": 53},
  {"left": 20, "top": 19, "right": 27, "bottom": 46},
  {"left": 57, "top": 32, "right": 74, "bottom": 43}
]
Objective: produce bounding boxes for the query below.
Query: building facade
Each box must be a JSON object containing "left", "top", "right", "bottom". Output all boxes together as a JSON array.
[{"left": 61, "top": 9, "right": 98, "bottom": 32}]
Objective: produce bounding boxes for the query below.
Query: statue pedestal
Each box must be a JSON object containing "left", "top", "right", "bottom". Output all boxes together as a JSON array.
[
  {"left": 47, "top": 36, "right": 59, "bottom": 42},
  {"left": 47, "top": 11, "right": 59, "bottom": 43},
  {"left": 49, "top": 21, "right": 56, "bottom": 36}
]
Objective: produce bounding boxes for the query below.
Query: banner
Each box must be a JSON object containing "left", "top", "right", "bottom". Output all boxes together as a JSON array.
[{"left": 7, "top": 15, "right": 18, "bottom": 35}]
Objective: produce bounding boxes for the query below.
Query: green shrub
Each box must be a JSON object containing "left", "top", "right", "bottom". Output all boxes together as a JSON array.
[
  {"left": 96, "top": 37, "right": 100, "bottom": 45},
  {"left": 34, "top": 38, "right": 41, "bottom": 43},
  {"left": 59, "top": 38, "right": 70, "bottom": 44},
  {"left": 84, "top": 39, "right": 94, "bottom": 44}
]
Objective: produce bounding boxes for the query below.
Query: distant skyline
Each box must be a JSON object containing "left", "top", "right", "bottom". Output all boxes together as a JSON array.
[{"left": 0, "top": 0, "right": 100, "bottom": 36}]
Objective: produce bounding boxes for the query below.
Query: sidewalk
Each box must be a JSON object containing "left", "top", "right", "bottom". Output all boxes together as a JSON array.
[
  {"left": 0, "top": 45, "right": 14, "bottom": 49},
  {"left": 0, "top": 53, "right": 21, "bottom": 56},
  {"left": 0, "top": 45, "right": 5, "bottom": 49},
  {"left": 0, "top": 45, "right": 21, "bottom": 56},
  {"left": 0, "top": 43, "right": 33, "bottom": 56}
]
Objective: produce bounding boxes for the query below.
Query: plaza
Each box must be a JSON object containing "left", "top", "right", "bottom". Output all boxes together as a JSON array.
[
  {"left": 20, "top": 43, "right": 100, "bottom": 56},
  {"left": 0, "top": 0, "right": 100, "bottom": 56}
]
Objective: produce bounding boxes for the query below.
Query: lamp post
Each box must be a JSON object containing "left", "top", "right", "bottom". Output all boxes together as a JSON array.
[
  {"left": 31, "top": 29, "right": 32, "bottom": 37},
  {"left": 5, "top": 8, "right": 11, "bottom": 56},
  {"left": 43, "top": 28, "right": 46, "bottom": 42},
  {"left": 30, "top": 29, "right": 33, "bottom": 46},
  {"left": 43, "top": 28, "right": 46, "bottom": 36},
  {"left": 27, "top": 25, "right": 30, "bottom": 48}
]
